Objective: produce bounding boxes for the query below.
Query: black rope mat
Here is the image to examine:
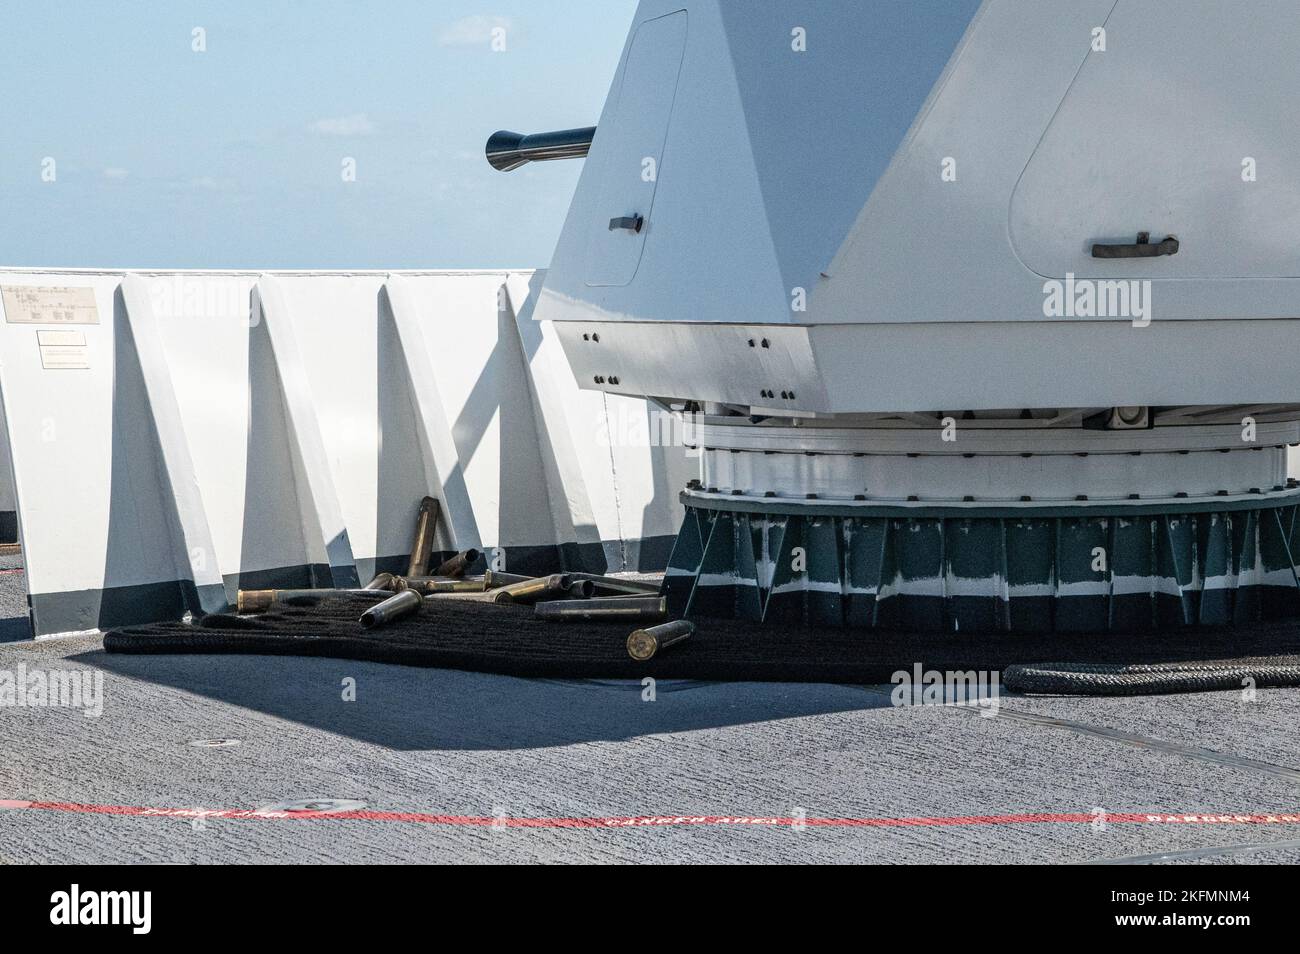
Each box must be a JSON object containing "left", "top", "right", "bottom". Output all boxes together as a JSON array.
[{"left": 102, "top": 593, "right": 1300, "bottom": 685}]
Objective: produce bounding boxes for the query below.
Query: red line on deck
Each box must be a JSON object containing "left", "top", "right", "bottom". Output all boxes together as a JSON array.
[{"left": 4, "top": 800, "right": 1300, "bottom": 829}]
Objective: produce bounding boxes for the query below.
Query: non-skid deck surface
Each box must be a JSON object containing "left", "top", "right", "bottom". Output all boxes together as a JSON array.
[
  {"left": 4, "top": 573, "right": 1297, "bottom": 864},
  {"left": 6, "top": 629, "right": 1300, "bottom": 864},
  {"left": 104, "top": 592, "right": 1300, "bottom": 683}
]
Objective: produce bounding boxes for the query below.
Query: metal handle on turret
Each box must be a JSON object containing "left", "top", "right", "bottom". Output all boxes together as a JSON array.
[
  {"left": 485, "top": 127, "right": 596, "bottom": 172},
  {"left": 1091, "top": 232, "right": 1179, "bottom": 259},
  {"left": 608, "top": 215, "right": 644, "bottom": 233}
]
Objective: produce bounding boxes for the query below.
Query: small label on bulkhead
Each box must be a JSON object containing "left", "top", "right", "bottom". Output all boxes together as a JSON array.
[
  {"left": 36, "top": 329, "right": 90, "bottom": 369},
  {"left": 1, "top": 285, "right": 100, "bottom": 325}
]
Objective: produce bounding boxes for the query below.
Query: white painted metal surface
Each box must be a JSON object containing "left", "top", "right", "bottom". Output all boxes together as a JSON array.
[
  {"left": 536, "top": 0, "right": 1300, "bottom": 416},
  {"left": 0, "top": 268, "right": 691, "bottom": 636},
  {"left": 691, "top": 418, "right": 1296, "bottom": 505},
  {"left": 583, "top": 9, "right": 689, "bottom": 288}
]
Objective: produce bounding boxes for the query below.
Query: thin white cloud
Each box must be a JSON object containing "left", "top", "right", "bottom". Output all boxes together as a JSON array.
[
  {"left": 438, "top": 14, "right": 510, "bottom": 47},
  {"left": 308, "top": 113, "right": 375, "bottom": 137}
]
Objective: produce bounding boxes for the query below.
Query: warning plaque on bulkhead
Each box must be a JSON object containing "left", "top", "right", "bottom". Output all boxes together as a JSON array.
[
  {"left": 1, "top": 285, "right": 100, "bottom": 324},
  {"left": 36, "top": 329, "right": 90, "bottom": 370}
]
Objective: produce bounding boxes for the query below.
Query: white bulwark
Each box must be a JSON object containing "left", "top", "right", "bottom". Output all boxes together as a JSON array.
[{"left": 0, "top": 269, "right": 691, "bottom": 636}]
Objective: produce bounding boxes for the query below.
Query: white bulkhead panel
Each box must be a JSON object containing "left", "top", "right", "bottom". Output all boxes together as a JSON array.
[
  {"left": 1010, "top": 0, "right": 1300, "bottom": 281},
  {"left": 545, "top": 0, "right": 1300, "bottom": 332},
  {"left": 541, "top": 0, "right": 1300, "bottom": 414},
  {"left": 583, "top": 10, "right": 688, "bottom": 288},
  {"left": 539, "top": 0, "right": 986, "bottom": 327}
]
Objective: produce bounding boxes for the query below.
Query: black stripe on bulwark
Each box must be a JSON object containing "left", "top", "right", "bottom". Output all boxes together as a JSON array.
[
  {"left": 231, "top": 563, "right": 334, "bottom": 591},
  {"left": 29, "top": 580, "right": 192, "bottom": 637}
]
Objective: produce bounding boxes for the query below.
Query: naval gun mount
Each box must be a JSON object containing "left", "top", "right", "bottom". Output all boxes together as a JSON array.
[
  {"left": 487, "top": 0, "right": 1300, "bottom": 634},
  {"left": 485, "top": 124, "right": 1300, "bottom": 633}
]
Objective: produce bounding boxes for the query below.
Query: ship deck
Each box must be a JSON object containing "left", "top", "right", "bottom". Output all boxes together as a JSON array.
[{"left": 2, "top": 557, "right": 1299, "bottom": 864}]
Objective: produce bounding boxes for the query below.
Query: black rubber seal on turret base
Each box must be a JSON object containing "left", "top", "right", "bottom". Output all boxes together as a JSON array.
[{"left": 681, "top": 488, "right": 1300, "bottom": 520}]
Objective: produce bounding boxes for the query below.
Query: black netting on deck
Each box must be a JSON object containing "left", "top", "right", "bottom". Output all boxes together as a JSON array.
[{"left": 103, "top": 592, "right": 1300, "bottom": 689}]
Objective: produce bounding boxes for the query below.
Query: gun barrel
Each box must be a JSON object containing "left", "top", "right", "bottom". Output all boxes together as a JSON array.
[{"left": 485, "top": 127, "right": 596, "bottom": 172}]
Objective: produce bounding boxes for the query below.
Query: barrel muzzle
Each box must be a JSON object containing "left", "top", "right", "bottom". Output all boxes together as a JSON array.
[{"left": 485, "top": 126, "right": 596, "bottom": 172}]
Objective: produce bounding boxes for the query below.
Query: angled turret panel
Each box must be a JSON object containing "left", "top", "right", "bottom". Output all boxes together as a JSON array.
[
  {"left": 536, "top": 0, "right": 1300, "bottom": 414},
  {"left": 538, "top": 0, "right": 987, "bottom": 327}
]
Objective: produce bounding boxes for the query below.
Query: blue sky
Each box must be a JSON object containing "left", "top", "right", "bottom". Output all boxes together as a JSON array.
[{"left": 0, "top": 1, "right": 636, "bottom": 268}]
